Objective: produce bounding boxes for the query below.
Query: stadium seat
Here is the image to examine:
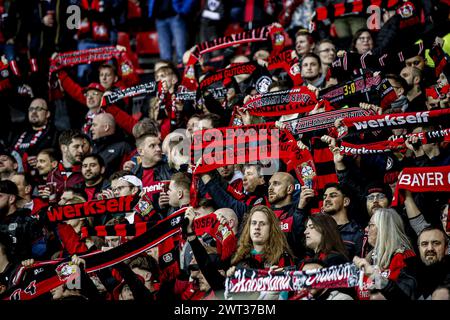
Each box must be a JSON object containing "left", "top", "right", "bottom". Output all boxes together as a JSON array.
[{"left": 136, "top": 31, "right": 160, "bottom": 56}]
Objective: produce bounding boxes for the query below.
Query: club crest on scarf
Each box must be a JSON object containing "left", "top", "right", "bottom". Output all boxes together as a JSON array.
[{"left": 55, "top": 262, "right": 79, "bottom": 282}]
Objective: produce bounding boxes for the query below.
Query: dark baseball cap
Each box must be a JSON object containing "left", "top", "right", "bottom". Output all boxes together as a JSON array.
[
  {"left": 0, "top": 180, "right": 22, "bottom": 200},
  {"left": 365, "top": 181, "right": 393, "bottom": 203}
]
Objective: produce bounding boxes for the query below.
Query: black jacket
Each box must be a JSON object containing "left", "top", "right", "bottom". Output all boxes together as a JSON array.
[
  {"left": 338, "top": 220, "right": 364, "bottom": 259},
  {"left": 416, "top": 256, "right": 450, "bottom": 300},
  {"left": 92, "top": 134, "right": 132, "bottom": 178}
]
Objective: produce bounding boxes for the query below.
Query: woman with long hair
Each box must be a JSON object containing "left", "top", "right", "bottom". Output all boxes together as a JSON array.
[
  {"left": 302, "top": 213, "right": 349, "bottom": 267},
  {"left": 231, "top": 205, "right": 294, "bottom": 269},
  {"left": 227, "top": 205, "right": 294, "bottom": 300},
  {"left": 353, "top": 208, "right": 418, "bottom": 300}
]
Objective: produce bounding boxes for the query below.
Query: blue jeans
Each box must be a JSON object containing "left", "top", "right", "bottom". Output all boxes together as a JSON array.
[{"left": 155, "top": 15, "right": 187, "bottom": 64}]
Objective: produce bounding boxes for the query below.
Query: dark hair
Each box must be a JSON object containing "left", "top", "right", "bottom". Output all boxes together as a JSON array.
[
  {"left": 11, "top": 172, "right": 33, "bottom": 187},
  {"left": 38, "top": 148, "right": 59, "bottom": 162},
  {"left": 58, "top": 129, "right": 86, "bottom": 146},
  {"left": 128, "top": 255, "right": 160, "bottom": 279},
  {"left": 82, "top": 153, "right": 105, "bottom": 168},
  {"left": 307, "top": 213, "right": 349, "bottom": 259},
  {"left": 323, "top": 182, "right": 351, "bottom": 198},
  {"left": 63, "top": 187, "right": 88, "bottom": 201},
  {"left": 386, "top": 74, "right": 409, "bottom": 92}
]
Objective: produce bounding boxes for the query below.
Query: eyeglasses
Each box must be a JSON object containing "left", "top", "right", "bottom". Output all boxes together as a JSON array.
[
  {"left": 366, "top": 194, "right": 387, "bottom": 201},
  {"left": 29, "top": 106, "right": 48, "bottom": 112},
  {"left": 111, "top": 185, "right": 131, "bottom": 193}
]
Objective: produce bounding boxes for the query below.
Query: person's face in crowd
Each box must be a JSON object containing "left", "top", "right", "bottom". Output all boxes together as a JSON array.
[
  {"left": 99, "top": 67, "right": 117, "bottom": 89},
  {"left": 90, "top": 116, "right": 107, "bottom": 140},
  {"left": 387, "top": 78, "right": 405, "bottom": 98},
  {"left": 82, "top": 157, "right": 104, "bottom": 183},
  {"left": 106, "top": 236, "right": 122, "bottom": 248},
  {"left": 139, "top": 136, "right": 162, "bottom": 164},
  {"left": 295, "top": 35, "right": 314, "bottom": 56},
  {"left": 418, "top": 229, "right": 447, "bottom": 266},
  {"left": 0, "top": 155, "right": 17, "bottom": 175},
  {"left": 268, "top": 173, "right": 292, "bottom": 205},
  {"left": 155, "top": 71, "right": 177, "bottom": 92},
  {"left": 36, "top": 153, "right": 56, "bottom": 176},
  {"left": 58, "top": 190, "right": 74, "bottom": 206},
  {"left": 367, "top": 215, "right": 378, "bottom": 247},
  {"left": 167, "top": 181, "right": 181, "bottom": 208},
  {"left": 190, "top": 266, "right": 211, "bottom": 292},
  {"left": 111, "top": 179, "right": 135, "bottom": 197},
  {"left": 432, "top": 287, "right": 450, "bottom": 300},
  {"left": 317, "top": 42, "right": 336, "bottom": 66},
  {"left": 250, "top": 211, "right": 270, "bottom": 247},
  {"left": 9, "top": 175, "right": 30, "bottom": 199},
  {"left": 405, "top": 55, "right": 425, "bottom": 72},
  {"left": 426, "top": 96, "right": 441, "bottom": 110},
  {"left": 119, "top": 284, "right": 134, "bottom": 300},
  {"left": 366, "top": 192, "right": 389, "bottom": 217},
  {"left": 217, "top": 165, "right": 234, "bottom": 180},
  {"left": 198, "top": 119, "right": 214, "bottom": 130},
  {"left": 400, "top": 66, "right": 417, "bottom": 88},
  {"left": 304, "top": 219, "right": 322, "bottom": 252},
  {"left": 62, "top": 138, "right": 85, "bottom": 165},
  {"left": 322, "top": 187, "right": 348, "bottom": 215},
  {"left": 301, "top": 57, "right": 321, "bottom": 81},
  {"left": 131, "top": 267, "right": 155, "bottom": 291},
  {"left": 243, "top": 166, "right": 264, "bottom": 193},
  {"left": 354, "top": 31, "right": 373, "bottom": 54},
  {"left": 66, "top": 217, "right": 85, "bottom": 231},
  {"left": 186, "top": 116, "right": 200, "bottom": 139},
  {"left": 85, "top": 89, "right": 102, "bottom": 110},
  {"left": 28, "top": 99, "right": 50, "bottom": 128}
]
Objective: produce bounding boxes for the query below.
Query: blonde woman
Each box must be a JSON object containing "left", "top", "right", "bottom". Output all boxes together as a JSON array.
[{"left": 353, "top": 208, "right": 418, "bottom": 300}]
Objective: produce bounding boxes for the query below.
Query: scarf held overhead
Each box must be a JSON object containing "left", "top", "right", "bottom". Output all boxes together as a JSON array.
[{"left": 104, "top": 81, "right": 156, "bottom": 105}]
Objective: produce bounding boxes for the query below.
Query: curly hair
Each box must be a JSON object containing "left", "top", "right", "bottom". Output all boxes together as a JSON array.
[{"left": 231, "top": 205, "right": 293, "bottom": 266}]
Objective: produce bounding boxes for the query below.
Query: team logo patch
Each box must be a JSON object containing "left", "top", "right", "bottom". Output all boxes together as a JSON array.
[
  {"left": 1, "top": 69, "right": 9, "bottom": 78},
  {"left": 256, "top": 76, "right": 272, "bottom": 94},
  {"left": 55, "top": 262, "right": 78, "bottom": 282},
  {"left": 397, "top": 2, "right": 414, "bottom": 19},
  {"left": 162, "top": 253, "right": 173, "bottom": 263},
  {"left": 289, "top": 63, "right": 301, "bottom": 76}
]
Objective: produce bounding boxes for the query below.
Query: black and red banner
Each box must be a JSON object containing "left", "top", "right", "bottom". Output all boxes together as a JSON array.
[
  {"left": 238, "top": 87, "right": 318, "bottom": 117},
  {"left": 104, "top": 81, "right": 156, "bottom": 105},
  {"left": 2, "top": 208, "right": 186, "bottom": 300},
  {"left": 199, "top": 62, "right": 258, "bottom": 90}
]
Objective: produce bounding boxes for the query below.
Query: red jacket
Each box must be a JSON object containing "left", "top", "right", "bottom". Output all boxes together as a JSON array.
[
  {"left": 56, "top": 223, "right": 89, "bottom": 255},
  {"left": 46, "top": 162, "right": 84, "bottom": 201}
]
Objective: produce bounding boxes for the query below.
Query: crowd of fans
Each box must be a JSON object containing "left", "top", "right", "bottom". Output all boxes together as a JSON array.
[{"left": 0, "top": 0, "right": 449, "bottom": 301}]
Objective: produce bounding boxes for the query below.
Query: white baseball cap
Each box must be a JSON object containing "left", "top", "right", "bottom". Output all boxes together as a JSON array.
[{"left": 119, "top": 175, "right": 143, "bottom": 189}]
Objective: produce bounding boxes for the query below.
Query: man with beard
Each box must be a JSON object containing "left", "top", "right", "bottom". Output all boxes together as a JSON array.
[
  {"left": 12, "top": 98, "right": 58, "bottom": 173},
  {"left": 364, "top": 182, "right": 392, "bottom": 217},
  {"left": 35, "top": 149, "right": 59, "bottom": 184},
  {"left": 400, "top": 66, "right": 426, "bottom": 112},
  {"left": 416, "top": 227, "right": 450, "bottom": 299},
  {"left": 321, "top": 183, "right": 364, "bottom": 259},
  {"left": 46, "top": 130, "right": 86, "bottom": 201},
  {"left": 268, "top": 172, "right": 308, "bottom": 259},
  {"left": 81, "top": 154, "right": 109, "bottom": 201}
]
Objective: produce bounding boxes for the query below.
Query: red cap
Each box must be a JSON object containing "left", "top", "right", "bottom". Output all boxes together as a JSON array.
[{"left": 83, "top": 82, "right": 105, "bottom": 94}]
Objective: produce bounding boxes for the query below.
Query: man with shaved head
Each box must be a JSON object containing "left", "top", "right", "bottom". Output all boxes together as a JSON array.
[
  {"left": 91, "top": 113, "right": 132, "bottom": 177},
  {"left": 268, "top": 171, "right": 308, "bottom": 259}
]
